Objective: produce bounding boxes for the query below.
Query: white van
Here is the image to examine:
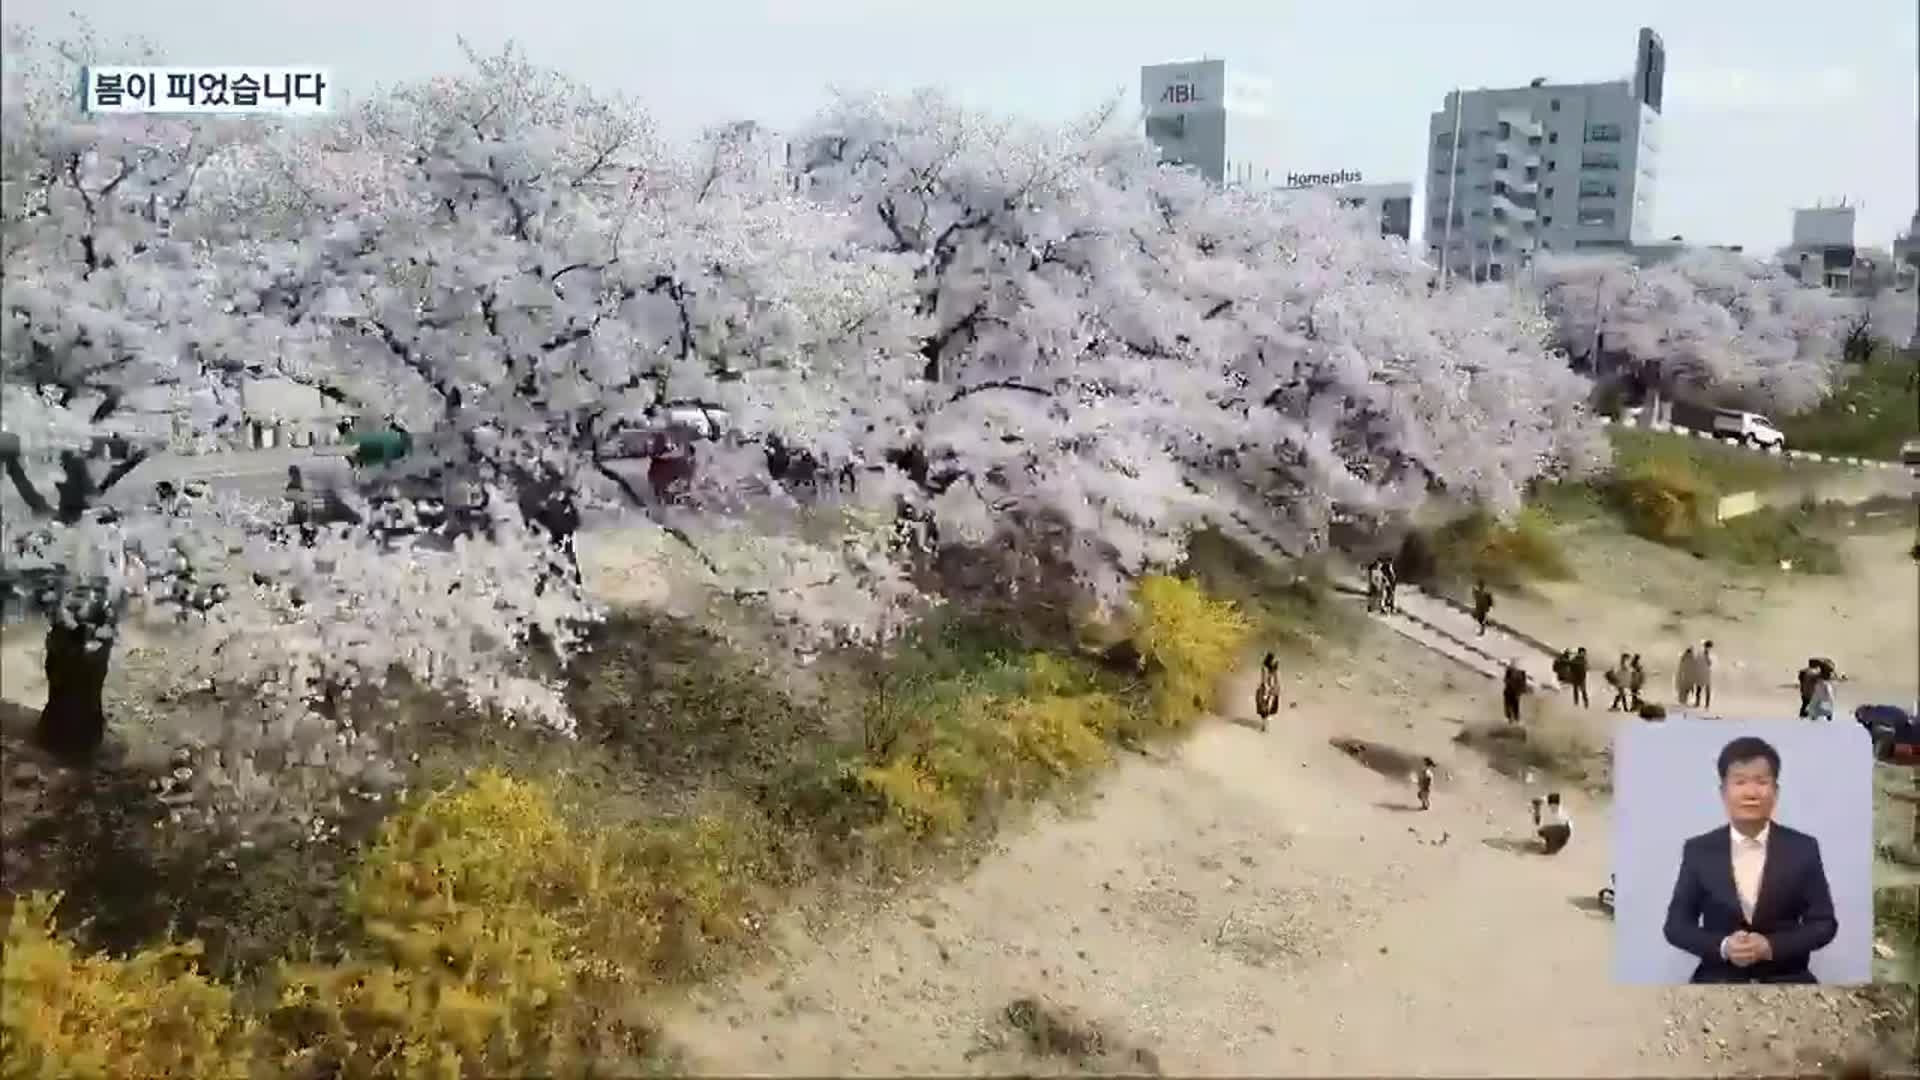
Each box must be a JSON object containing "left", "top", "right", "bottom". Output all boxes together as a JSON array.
[{"left": 1711, "top": 410, "right": 1786, "bottom": 450}]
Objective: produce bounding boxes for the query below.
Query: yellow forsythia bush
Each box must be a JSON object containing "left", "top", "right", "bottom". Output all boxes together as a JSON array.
[
  {"left": 1, "top": 892, "right": 256, "bottom": 1080},
  {"left": 268, "top": 769, "right": 657, "bottom": 1078},
  {"left": 1128, "top": 574, "right": 1252, "bottom": 726}
]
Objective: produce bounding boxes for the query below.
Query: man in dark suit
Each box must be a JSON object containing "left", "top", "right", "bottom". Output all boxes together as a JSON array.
[{"left": 1663, "top": 736, "right": 1837, "bottom": 984}]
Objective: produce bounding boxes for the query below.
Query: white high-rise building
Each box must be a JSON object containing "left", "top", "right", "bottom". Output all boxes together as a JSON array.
[{"left": 1424, "top": 27, "right": 1667, "bottom": 282}]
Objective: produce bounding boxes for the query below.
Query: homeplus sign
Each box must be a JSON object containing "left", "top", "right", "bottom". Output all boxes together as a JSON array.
[{"left": 1285, "top": 169, "right": 1363, "bottom": 188}]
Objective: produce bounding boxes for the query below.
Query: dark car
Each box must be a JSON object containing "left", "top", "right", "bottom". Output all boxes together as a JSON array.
[{"left": 1855, "top": 704, "right": 1920, "bottom": 763}]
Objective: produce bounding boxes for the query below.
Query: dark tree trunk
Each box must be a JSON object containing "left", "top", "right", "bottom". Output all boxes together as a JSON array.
[{"left": 35, "top": 621, "right": 113, "bottom": 760}]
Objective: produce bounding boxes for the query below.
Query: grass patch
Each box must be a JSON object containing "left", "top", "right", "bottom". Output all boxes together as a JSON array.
[
  {"left": 1873, "top": 885, "right": 1919, "bottom": 986},
  {"left": 1563, "top": 429, "right": 1848, "bottom": 573},
  {"left": 1607, "top": 427, "right": 1814, "bottom": 494},
  {"left": 1178, "top": 529, "right": 1355, "bottom": 654},
  {"left": 1420, "top": 508, "right": 1572, "bottom": 589},
  {"left": 1780, "top": 346, "right": 1920, "bottom": 461}
]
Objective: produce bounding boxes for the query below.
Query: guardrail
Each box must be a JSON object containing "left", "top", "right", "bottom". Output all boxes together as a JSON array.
[{"left": 1597, "top": 416, "right": 1910, "bottom": 471}]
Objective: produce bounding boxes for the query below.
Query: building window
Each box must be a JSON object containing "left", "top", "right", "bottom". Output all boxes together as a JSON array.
[
  {"left": 1547, "top": 160, "right": 1557, "bottom": 172},
  {"left": 1489, "top": 263, "right": 1505, "bottom": 281},
  {"left": 1551, "top": 98, "right": 1561, "bottom": 111},
  {"left": 1548, "top": 132, "right": 1559, "bottom": 144},
  {"left": 1497, "top": 121, "right": 1511, "bottom": 139},
  {"left": 1434, "top": 131, "right": 1455, "bottom": 146},
  {"left": 1495, "top": 153, "right": 1509, "bottom": 168},
  {"left": 1541, "top": 239, "right": 1552, "bottom": 250},
  {"left": 1544, "top": 187, "right": 1555, "bottom": 198},
  {"left": 1578, "top": 180, "right": 1617, "bottom": 198},
  {"left": 1585, "top": 122, "right": 1623, "bottom": 142},
  {"left": 1581, "top": 151, "right": 1620, "bottom": 170},
  {"left": 1493, "top": 180, "right": 1507, "bottom": 195},
  {"left": 1525, "top": 165, "right": 1540, "bottom": 180},
  {"left": 1146, "top": 115, "right": 1187, "bottom": 140},
  {"left": 1579, "top": 208, "right": 1616, "bottom": 227},
  {"left": 1543, "top": 215, "right": 1554, "bottom": 226}
]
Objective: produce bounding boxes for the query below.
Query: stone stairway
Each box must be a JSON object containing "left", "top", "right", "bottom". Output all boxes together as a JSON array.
[
  {"left": 1205, "top": 509, "right": 1564, "bottom": 688},
  {"left": 1336, "top": 577, "right": 1563, "bottom": 688}
]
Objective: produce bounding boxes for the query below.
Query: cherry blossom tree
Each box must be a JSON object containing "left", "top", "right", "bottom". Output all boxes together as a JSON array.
[
  {"left": 0, "top": 32, "right": 607, "bottom": 802},
  {"left": 789, "top": 91, "right": 1605, "bottom": 610},
  {"left": 1535, "top": 249, "right": 1861, "bottom": 415}
]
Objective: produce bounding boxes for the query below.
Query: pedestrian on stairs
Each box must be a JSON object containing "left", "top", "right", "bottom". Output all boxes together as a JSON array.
[
  {"left": 1472, "top": 579, "right": 1494, "bottom": 636},
  {"left": 1254, "top": 652, "right": 1281, "bottom": 732},
  {"left": 1380, "top": 558, "right": 1399, "bottom": 614}
]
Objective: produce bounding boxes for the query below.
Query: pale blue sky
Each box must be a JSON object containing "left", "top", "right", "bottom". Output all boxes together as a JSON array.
[{"left": 11, "top": 0, "right": 1916, "bottom": 253}]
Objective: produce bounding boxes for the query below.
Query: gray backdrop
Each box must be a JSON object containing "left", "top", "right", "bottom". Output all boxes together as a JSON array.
[{"left": 1612, "top": 719, "right": 1873, "bottom": 985}]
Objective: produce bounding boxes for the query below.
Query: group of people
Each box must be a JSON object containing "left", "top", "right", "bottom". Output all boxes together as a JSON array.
[
  {"left": 1365, "top": 556, "right": 1399, "bottom": 614},
  {"left": 1675, "top": 641, "right": 1716, "bottom": 710}
]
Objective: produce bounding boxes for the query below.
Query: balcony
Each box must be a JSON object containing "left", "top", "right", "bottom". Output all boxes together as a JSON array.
[
  {"left": 1496, "top": 109, "right": 1545, "bottom": 139},
  {"left": 1492, "top": 168, "right": 1539, "bottom": 194},
  {"left": 1491, "top": 193, "right": 1538, "bottom": 223}
]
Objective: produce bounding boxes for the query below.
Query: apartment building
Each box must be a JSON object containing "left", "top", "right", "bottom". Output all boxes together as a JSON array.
[{"left": 1424, "top": 27, "right": 1666, "bottom": 282}]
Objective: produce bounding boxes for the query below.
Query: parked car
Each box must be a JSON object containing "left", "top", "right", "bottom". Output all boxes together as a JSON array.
[
  {"left": 1899, "top": 437, "right": 1920, "bottom": 467},
  {"left": 1855, "top": 703, "right": 1920, "bottom": 763}
]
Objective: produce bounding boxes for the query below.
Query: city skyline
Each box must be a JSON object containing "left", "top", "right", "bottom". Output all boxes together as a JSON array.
[{"left": 7, "top": 0, "right": 1913, "bottom": 254}]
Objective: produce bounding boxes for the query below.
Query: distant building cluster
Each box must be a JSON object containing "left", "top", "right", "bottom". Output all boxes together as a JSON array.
[{"left": 1140, "top": 25, "right": 1917, "bottom": 293}]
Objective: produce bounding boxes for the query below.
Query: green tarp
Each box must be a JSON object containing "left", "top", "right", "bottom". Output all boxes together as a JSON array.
[{"left": 349, "top": 429, "right": 413, "bottom": 466}]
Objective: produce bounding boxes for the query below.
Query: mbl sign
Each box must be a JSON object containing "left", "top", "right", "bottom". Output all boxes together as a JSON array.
[{"left": 1160, "top": 83, "right": 1204, "bottom": 105}]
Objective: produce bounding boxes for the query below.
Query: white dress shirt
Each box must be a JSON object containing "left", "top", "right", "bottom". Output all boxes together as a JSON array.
[
  {"left": 1719, "top": 823, "right": 1770, "bottom": 961},
  {"left": 1730, "top": 822, "right": 1769, "bottom": 921}
]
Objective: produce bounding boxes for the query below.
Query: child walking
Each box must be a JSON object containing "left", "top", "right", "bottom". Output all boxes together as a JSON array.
[{"left": 1416, "top": 756, "right": 1436, "bottom": 811}]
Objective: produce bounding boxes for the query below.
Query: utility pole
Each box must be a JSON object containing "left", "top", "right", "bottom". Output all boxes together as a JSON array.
[{"left": 1440, "top": 88, "right": 1464, "bottom": 288}]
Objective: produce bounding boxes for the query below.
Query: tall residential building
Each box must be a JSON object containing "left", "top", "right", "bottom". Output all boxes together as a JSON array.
[{"left": 1424, "top": 27, "right": 1666, "bottom": 282}]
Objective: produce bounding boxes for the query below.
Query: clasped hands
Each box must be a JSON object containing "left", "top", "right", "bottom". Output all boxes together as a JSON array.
[{"left": 1721, "top": 930, "right": 1773, "bottom": 967}]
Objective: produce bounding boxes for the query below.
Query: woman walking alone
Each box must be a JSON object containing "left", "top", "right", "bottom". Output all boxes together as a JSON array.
[{"left": 1254, "top": 652, "right": 1281, "bottom": 732}]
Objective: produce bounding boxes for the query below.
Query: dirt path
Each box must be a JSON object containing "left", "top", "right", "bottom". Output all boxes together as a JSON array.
[{"left": 657, "top": 630, "right": 1880, "bottom": 1077}]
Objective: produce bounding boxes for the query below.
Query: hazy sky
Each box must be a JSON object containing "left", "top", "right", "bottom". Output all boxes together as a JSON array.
[{"left": 11, "top": 0, "right": 1916, "bottom": 253}]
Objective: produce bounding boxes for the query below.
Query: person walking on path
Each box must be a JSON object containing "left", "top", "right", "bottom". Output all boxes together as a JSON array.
[
  {"left": 1628, "top": 654, "right": 1647, "bottom": 711},
  {"left": 1806, "top": 661, "right": 1836, "bottom": 722},
  {"left": 1606, "top": 652, "right": 1632, "bottom": 712},
  {"left": 1380, "top": 558, "right": 1399, "bottom": 614},
  {"left": 1502, "top": 661, "right": 1531, "bottom": 724},
  {"left": 1365, "top": 561, "right": 1383, "bottom": 614},
  {"left": 1693, "top": 640, "right": 1715, "bottom": 709},
  {"left": 1536, "top": 793, "right": 1573, "bottom": 854},
  {"left": 1676, "top": 646, "right": 1700, "bottom": 710},
  {"left": 1569, "top": 646, "right": 1591, "bottom": 708},
  {"left": 1253, "top": 652, "right": 1281, "bottom": 732},
  {"left": 1797, "top": 659, "right": 1821, "bottom": 718},
  {"left": 1472, "top": 580, "right": 1494, "bottom": 636},
  {"left": 1416, "top": 757, "right": 1436, "bottom": 811}
]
